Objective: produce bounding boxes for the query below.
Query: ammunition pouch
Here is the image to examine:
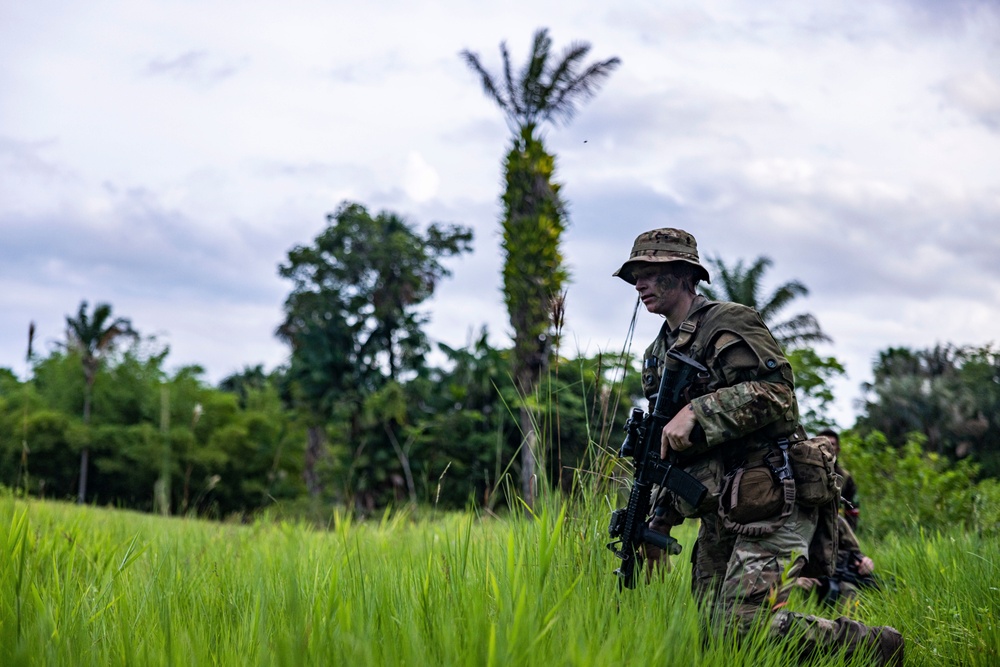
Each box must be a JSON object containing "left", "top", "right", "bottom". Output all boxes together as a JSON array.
[
  {"left": 788, "top": 436, "right": 843, "bottom": 507},
  {"left": 720, "top": 465, "right": 791, "bottom": 523},
  {"left": 718, "top": 450, "right": 796, "bottom": 537},
  {"left": 717, "top": 433, "right": 842, "bottom": 536}
]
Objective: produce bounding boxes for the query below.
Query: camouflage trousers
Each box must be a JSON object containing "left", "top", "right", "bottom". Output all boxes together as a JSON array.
[
  {"left": 691, "top": 506, "right": 902, "bottom": 665},
  {"left": 692, "top": 504, "right": 816, "bottom": 629}
]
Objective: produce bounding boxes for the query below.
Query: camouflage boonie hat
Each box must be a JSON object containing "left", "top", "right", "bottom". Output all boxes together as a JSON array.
[{"left": 613, "top": 228, "right": 711, "bottom": 284}]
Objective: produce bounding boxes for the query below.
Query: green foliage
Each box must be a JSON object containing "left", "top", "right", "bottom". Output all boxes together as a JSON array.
[
  {"left": 972, "top": 478, "right": 1000, "bottom": 534},
  {"left": 0, "top": 305, "right": 652, "bottom": 520},
  {"left": 501, "top": 128, "right": 568, "bottom": 394},
  {"left": 0, "top": 340, "right": 304, "bottom": 517},
  {"left": 411, "top": 330, "right": 519, "bottom": 509},
  {"left": 278, "top": 200, "right": 473, "bottom": 392},
  {"left": 276, "top": 201, "right": 473, "bottom": 501},
  {"left": 218, "top": 364, "right": 270, "bottom": 409},
  {"left": 838, "top": 430, "right": 991, "bottom": 536},
  {"left": 786, "top": 347, "right": 846, "bottom": 434},
  {"left": 3, "top": 409, "right": 76, "bottom": 499},
  {"left": 534, "top": 351, "right": 642, "bottom": 495},
  {"left": 30, "top": 352, "right": 86, "bottom": 420},
  {"left": 857, "top": 344, "right": 1000, "bottom": 477},
  {"left": 340, "top": 331, "right": 520, "bottom": 512}
]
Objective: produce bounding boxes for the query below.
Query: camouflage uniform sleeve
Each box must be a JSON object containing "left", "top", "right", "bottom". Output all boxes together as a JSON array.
[
  {"left": 691, "top": 379, "right": 796, "bottom": 446},
  {"left": 688, "top": 325, "right": 798, "bottom": 447}
]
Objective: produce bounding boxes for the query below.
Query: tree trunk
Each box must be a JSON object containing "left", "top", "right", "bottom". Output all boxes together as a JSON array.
[
  {"left": 501, "top": 131, "right": 564, "bottom": 511},
  {"left": 385, "top": 423, "right": 417, "bottom": 505},
  {"left": 304, "top": 424, "right": 326, "bottom": 497},
  {"left": 77, "top": 384, "right": 93, "bottom": 504},
  {"left": 155, "top": 386, "right": 171, "bottom": 516},
  {"left": 182, "top": 463, "right": 193, "bottom": 514},
  {"left": 77, "top": 448, "right": 89, "bottom": 505}
]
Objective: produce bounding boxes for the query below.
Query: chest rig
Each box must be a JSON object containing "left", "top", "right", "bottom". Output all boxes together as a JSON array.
[{"left": 641, "top": 302, "right": 714, "bottom": 403}]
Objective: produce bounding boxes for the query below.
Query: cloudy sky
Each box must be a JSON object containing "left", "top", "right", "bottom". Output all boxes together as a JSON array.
[{"left": 2, "top": 0, "right": 999, "bottom": 426}]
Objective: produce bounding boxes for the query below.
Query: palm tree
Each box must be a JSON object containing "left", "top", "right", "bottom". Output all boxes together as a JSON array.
[
  {"left": 461, "top": 28, "right": 620, "bottom": 505},
  {"left": 65, "top": 301, "right": 137, "bottom": 503},
  {"left": 700, "top": 255, "right": 831, "bottom": 349}
]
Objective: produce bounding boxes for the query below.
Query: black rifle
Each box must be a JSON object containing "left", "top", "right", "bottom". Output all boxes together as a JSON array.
[
  {"left": 607, "top": 349, "right": 709, "bottom": 589},
  {"left": 818, "top": 552, "right": 883, "bottom": 606}
]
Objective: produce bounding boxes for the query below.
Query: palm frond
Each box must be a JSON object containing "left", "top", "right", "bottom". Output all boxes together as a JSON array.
[
  {"left": 524, "top": 29, "right": 552, "bottom": 89},
  {"left": 459, "top": 49, "right": 509, "bottom": 115},
  {"left": 461, "top": 28, "right": 619, "bottom": 134},
  {"left": 758, "top": 279, "right": 808, "bottom": 322},
  {"left": 702, "top": 254, "right": 830, "bottom": 350},
  {"left": 768, "top": 313, "right": 831, "bottom": 349},
  {"left": 500, "top": 41, "right": 522, "bottom": 122},
  {"left": 546, "top": 56, "right": 621, "bottom": 125},
  {"left": 539, "top": 41, "right": 590, "bottom": 104},
  {"left": 743, "top": 256, "right": 772, "bottom": 308}
]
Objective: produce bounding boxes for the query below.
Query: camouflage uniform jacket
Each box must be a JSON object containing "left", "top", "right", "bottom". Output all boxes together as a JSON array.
[{"left": 642, "top": 296, "right": 799, "bottom": 512}]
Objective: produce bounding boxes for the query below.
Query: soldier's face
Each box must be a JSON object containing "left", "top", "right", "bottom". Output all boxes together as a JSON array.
[{"left": 633, "top": 265, "right": 684, "bottom": 315}]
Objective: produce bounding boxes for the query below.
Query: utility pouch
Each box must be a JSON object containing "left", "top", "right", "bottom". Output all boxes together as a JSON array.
[
  {"left": 717, "top": 449, "right": 796, "bottom": 536},
  {"left": 718, "top": 465, "right": 785, "bottom": 524},
  {"left": 787, "top": 437, "right": 843, "bottom": 507}
]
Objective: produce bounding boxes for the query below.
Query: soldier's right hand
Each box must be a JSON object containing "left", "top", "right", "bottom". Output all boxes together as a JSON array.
[
  {"left": 795, "top": 577, "right": 821, "bottom": 590},
  {"left": 660, "top": 404, "right": 697, "bottom": 456}
]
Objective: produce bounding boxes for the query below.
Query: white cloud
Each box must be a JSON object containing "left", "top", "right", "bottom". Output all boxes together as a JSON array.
[
  {"left": 939, "top": 69, "right": 1000, "bottom": 131},
  {"left": 1, "top": 0, "right": 999, "bottom": 428},
  {"left": 402, "top": 152, "right": 440, "bottom": 203}
]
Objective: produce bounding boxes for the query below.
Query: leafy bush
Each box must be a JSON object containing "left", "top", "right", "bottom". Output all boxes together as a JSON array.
[
  {"left": 839, "top": 430, "right": 993, "bottom": 536},
  {"left": 973, "top": 478, "right": 1000, "bottom": 534}
]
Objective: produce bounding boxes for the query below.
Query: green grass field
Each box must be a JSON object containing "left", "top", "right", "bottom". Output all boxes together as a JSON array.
[{"left": 1, "top": 493, "right": 997, "bottom": 666}]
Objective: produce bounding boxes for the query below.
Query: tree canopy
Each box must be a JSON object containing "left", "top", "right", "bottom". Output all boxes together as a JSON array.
[
  {"left": 460, "top": 27, "right": 621, "bottom": 137},
  {"left": 276, "top": 201, "right": 473, "bottom": 501},
  {"left": 857, "top": 344, "right": 998, "bottom": 476}
]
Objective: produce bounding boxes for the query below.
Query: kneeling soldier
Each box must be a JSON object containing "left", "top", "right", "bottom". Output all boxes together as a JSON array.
[{"left": 615, "top": 228, "right": 903, "bottom": 666}]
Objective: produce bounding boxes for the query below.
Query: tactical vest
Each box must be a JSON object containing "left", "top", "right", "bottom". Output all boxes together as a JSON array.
[
  {"left": 643, "top": 299, "right": 801, "bottom": 520},
  {"left": 641, "top": 298, "right": 799, "bottom": 453}
]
